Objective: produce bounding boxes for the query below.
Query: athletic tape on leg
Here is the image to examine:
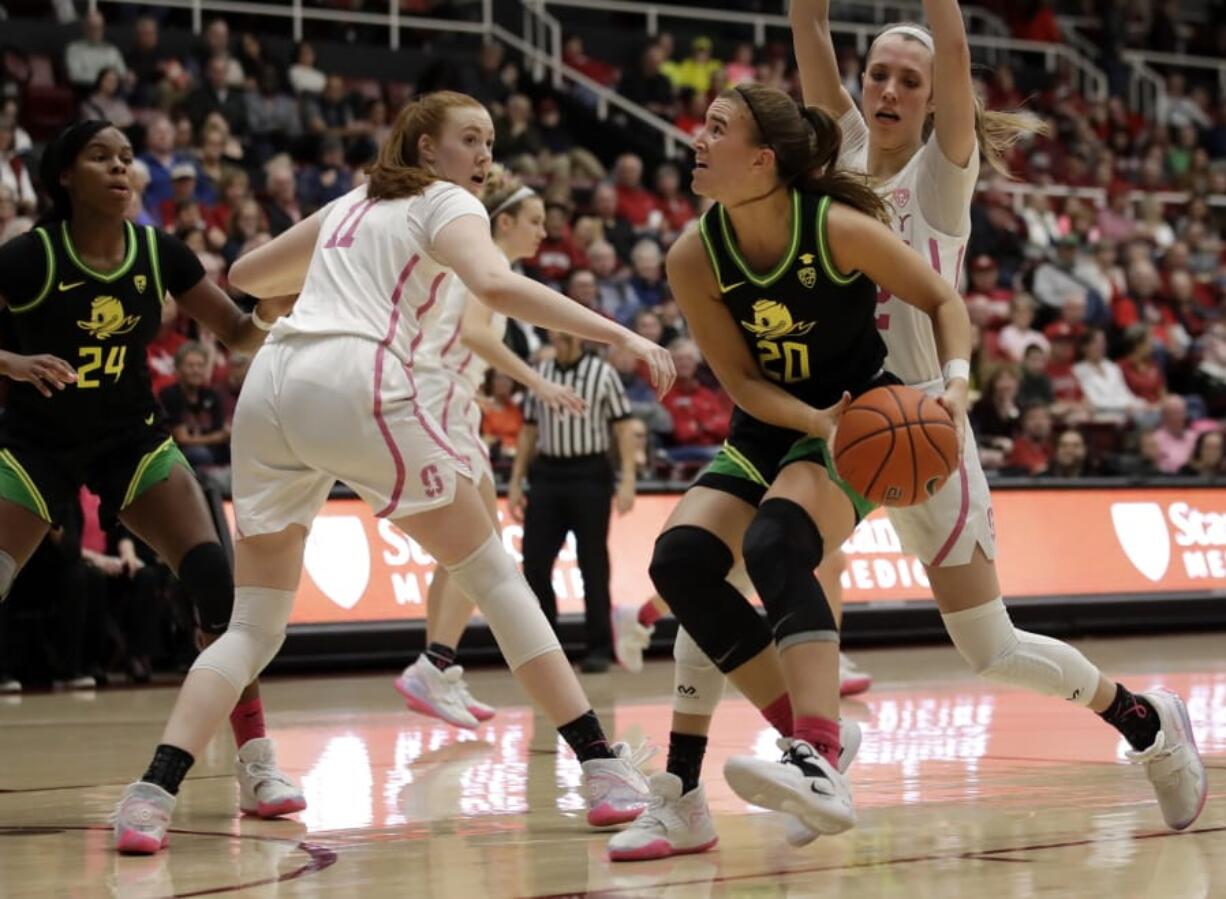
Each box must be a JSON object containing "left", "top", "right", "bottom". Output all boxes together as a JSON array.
[
  {"left": 190, "top": 586, "right": 294, "bottom": 692},
  {"left": 445, "top": 533, "right": 561, "bottom": 670},
  {"left": 941, "top": 598, "right": 1100, "bottom": 706},
  {"left": 672, "top": 626, "right": 726, "bottom": 717}
]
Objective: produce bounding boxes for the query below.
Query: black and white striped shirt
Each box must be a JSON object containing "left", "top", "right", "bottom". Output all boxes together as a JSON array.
[{"left": 523, "top": 352, "right": 632, "bottom": 457}]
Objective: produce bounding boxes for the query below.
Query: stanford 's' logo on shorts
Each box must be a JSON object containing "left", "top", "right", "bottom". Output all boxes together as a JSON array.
[{"left": 420, "top": 464, "right": 444, "bottom": 499}]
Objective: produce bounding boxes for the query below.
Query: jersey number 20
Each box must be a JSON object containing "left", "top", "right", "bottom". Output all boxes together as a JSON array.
[
  {"left": 756, "top": 339, "right": 810, "bottom": 384},
  {"left": 77, "top": 345, "right": 127, "bottom": 388}
]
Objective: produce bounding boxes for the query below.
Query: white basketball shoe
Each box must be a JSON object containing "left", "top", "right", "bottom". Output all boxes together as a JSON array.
[
  {"left": 1126, "top": 689, "right": 1207, "bottom": 830},
  {"left": 113, "top": 782, "right": 175, "bottom": 855},
  {"left": 394, "top": 655, "right": 480, "bottom": 729},
  {"left": 581, "top": 741, "right": 654, "bottom": 827},
  {"left": 237, "top": 737, "right": 307, "bottom": 818},
  {"left": 839, "top": 653, "right": 872, "bottom": 696},
  {"left": 725, "top": 737, "right": 856, "bottom": 837},
  {"left": 607, "top": 772, "right": 718, "bottom": 861},
  {"left": 613, "top": 605, "right": 655, "bottom": 673}
]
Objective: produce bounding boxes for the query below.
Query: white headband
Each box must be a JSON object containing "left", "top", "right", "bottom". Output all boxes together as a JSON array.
[
  {"left": 872, "top": 24, "right": 934, "bottom": 52},
  {"left": 489, "top": 185, "right": 537, "bottom": 220}
]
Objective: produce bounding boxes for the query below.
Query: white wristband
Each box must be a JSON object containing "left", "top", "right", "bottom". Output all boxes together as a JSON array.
[
  {"left": 942, "top": 359, "right": 970, "bottom": 384},
  {"left": 250, "top": 307, "right": 275, "bottom": 332}
]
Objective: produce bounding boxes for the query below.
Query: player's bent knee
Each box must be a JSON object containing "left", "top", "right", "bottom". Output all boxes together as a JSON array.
[
  {"left": 743, "top": 499, "right": 836, "bottom": 646},
  {"left": 179, "top": 542, "right": 235, "bottom": 635},
  {"left": 190, "top": 586, "right": 294, "bottom": 691},
  {"left": 650, "top": 525, "right": 770, "bottom": 674},
  {"left": 648, "top": 525, "right": 734, "bottom": 609},
  {"left": 672, "top": 627, "right": 725, "bottom": 717},
  {"left": 941, "top": 598, "right": 1099, "bottom": 706},
  {"left": 444, "top": 533, "right": 560, "bottom": 670}
]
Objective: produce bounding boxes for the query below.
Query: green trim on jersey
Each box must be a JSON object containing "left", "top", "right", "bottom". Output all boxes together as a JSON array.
[
  {"left": 815, "top": 195, "right": 860, "bottom": 286},
  {"left": 0, "top": 449, "right": 52, "bottom": 522},
  {"left": 718, "top": 188, "right": 802, "bottom": 288},
  {"left": 121, "top": 437, "right": 188, "bottom": 510},
  {"left": 61, "top": 219, "right": 138, "bottom": 283},
  {"left": 8, "top": 228, "right": 57, "bottom": 314},
  {"left": 715, "top": 440, "right": 770, "bottom": 487},
  {"left": 697, "top": 214, "right": 738, "bottom": 293},
  {"left": 144, "top": 225, "right": 166, "bottom": 303},
  {"left": 780, "top": 436, "right": 875, "bottom": 520}
]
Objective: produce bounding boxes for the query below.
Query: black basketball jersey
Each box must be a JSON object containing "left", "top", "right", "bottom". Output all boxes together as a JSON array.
[
  {"left": 697, "top": 189, "right": 886, "bottom": 410},
  {"left": 0, "top": 220, "right": 204, "bottom": 448}
]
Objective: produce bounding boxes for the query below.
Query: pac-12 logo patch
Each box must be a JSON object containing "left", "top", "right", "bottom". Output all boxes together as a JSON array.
[{"left": 893, "top": 187, "right": 911, "bottom": 209}]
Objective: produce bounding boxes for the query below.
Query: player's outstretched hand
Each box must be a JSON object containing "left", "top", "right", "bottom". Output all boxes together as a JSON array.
[
  {"left": 622, "top": 334, "right": 675, "bottom": 398},
  {"left": 534, "top": 379, "right": 587, "bottom": 415},
  {"left": 807, "top": 391, "right": 851, "bottom": 442},
  {"left": 6, "top": 353, "right": 78, "bottom": 397}
]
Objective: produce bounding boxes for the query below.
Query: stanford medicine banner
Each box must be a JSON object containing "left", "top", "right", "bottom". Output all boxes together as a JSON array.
[{"left": 222, "top": 488, "right": 1226, "bottom": 626}]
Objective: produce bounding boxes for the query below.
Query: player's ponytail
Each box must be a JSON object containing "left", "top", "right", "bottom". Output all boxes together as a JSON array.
[
  {"left": 729, "top": 84, "right": 888, "bottom": 224},
  {"left": 35, "top": 119, "right": 113, "bottom": 227},
  {"left": 366, "top": 91, "right": 486, "bottom": 201}
]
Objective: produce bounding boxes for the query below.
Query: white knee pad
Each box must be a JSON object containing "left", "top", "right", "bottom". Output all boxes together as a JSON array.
[
  {"left": 190, "top": 586, "right": 294, "bottom": 692},
  {"left": 446, "top": 533, "right": 561, "bottom": 670},
  {"left": 941, "top": 598, "right": 1100, "bottom": 706},
  {"left": 672, "top": 626, "right": 726, "bottom": 717}
]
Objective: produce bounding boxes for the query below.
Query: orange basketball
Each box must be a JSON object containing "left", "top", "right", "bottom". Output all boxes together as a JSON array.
[{"left": 832, "top": 385, "right": 958, "bottom": 507}]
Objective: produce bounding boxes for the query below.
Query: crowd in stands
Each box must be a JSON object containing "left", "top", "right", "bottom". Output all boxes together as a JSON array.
[{"left": 0, "top": 1, "right": 1224, "bottom": 688}]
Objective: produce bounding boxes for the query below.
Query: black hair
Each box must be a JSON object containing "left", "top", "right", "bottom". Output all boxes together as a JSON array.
[{"left": 35, "top": 119, "right": 116, "bottom": 227}]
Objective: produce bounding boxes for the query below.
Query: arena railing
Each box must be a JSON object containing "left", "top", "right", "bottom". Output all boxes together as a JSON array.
[
  {"left": 980, "top": 179, "right": 1226, "bottom": 213},
  {"left": 85, "top": 0, "right": 695, "bottom": 159},
  {"left": 1123, "top": 48, "right": 1226, "bottom": 99},
  {"left": 523, "top": 0, "right": 1108, "bottom": 102}
]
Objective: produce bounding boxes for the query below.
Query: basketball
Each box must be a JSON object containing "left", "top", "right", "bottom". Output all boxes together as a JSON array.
[{"left": 832, "top": 385, "right": 959, "bottom": 507}]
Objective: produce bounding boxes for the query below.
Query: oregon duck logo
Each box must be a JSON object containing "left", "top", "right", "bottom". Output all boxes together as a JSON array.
[
  {"left": 77, "top": 296, "right": 141, "bottom": 340},
  {"left": 740, "top": 299, "right": 814, "bottom": 340}
]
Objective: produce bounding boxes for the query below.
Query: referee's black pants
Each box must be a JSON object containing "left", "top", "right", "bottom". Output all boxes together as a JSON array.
[{"left": 521, "top": 453, "right": 614, "bottom": 659}]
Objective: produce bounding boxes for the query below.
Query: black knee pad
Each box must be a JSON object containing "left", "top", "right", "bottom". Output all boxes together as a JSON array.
[
  {"left": 179, "top": 542, "right": 234, "bottom": 635},
  {"left": 742, "top": 498, "right": 837, "bottom": 649},
  {"left": 649, "top": 525, "right": 772, "bottom": 674}
]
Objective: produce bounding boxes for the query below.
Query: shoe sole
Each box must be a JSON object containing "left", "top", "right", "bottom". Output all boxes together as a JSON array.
[
  {"left": 1159, "top": 691, "right": 1208, "bottom": 831},
  {"left": 724, "top": 760, "right": 855, "bottom": 836},
  {"left": 115, "top": 831, "right": 168, "bottom": 855},
  {"left": 468, "top": 705, "right": 497, "bottom": 722},
  {"left": 608, "top": 835, "right": 718, "bottom": 862},
  {"left": 587, "top": 802, "right": 647, "bottom": 828},
  {"left": 394, "top": 678, "right": 479, "bottom": 729},
  {"left": 839, "top": 675, "right": 872, "bottom": 697},
  {"left": 241, "top": 797, "right": 307, "bottom": 818}
]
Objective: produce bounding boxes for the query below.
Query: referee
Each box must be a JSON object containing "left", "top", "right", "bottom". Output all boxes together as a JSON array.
[{"left": 508, "top": 329, "right": 638, "bottom": 673}]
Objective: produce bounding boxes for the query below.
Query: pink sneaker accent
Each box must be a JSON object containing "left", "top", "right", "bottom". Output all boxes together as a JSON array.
[
  {"left": 244, "top": 796, "right": 308, "bottom": 818},
  {"left": 467, "top": 703, "right": 496, "bottom": 722},
  {"left": 395, "top": 679, "right": 479, "bottom": 729},
  {"left": 115, "top": 830, "right": 168, "bottom": 855},
  {"left": 587, "top": 801, "right": 644, "bottom": 828},
  {"left": 608, "top": 835, "right": 718, "bottom": 862}
]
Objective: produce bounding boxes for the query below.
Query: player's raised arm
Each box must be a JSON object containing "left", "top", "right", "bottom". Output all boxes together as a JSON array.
[
  {"left": 790, "top": 0, "right": 855, "bottom": 117},
  {"left": 922, "top": 0, "right": 977, "bottom": 168}
]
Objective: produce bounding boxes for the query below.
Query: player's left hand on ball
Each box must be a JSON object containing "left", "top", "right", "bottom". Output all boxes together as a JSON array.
[
  {"left": 807, "top": 391, "right": 850, "bottom": 441},
  {"left": 937, "top": 380, "right": 969, "bottom": 454}
]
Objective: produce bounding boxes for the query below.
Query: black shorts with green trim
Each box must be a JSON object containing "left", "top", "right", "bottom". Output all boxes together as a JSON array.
[
  {"left": 0, "top": 425, "right": 191, "bottom": 526},
  {"left": 694, "top": 408, "right": 877, "bottom": 522}
]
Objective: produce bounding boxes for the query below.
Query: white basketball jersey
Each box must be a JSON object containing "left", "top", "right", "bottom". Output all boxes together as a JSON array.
[
  {"left": 837, "top": 108, "right": 977, "bottom": 387},
  {"left": 271, "top": 181, "right": 489, "bottom": 367},
  {"left": 414, "top": 269, "right": 508, "bottom": 393}
]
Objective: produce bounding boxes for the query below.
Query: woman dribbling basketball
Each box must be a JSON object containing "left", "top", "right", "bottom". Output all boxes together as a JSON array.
[{"left": 608, "top": 82, "right": 972, "bottom": 859}]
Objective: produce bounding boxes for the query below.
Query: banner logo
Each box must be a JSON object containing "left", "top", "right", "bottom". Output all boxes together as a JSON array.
[
  {"left": 1110, "top": 502, "right": 1170, "bottom": 582},
  {"left": 303, "top": 515, "right": 371, "bottom": 609}
]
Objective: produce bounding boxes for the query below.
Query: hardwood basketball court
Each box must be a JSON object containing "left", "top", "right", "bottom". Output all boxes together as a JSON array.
[{"left": 1, "top": 633, "right": 1222, "bottom": 897}]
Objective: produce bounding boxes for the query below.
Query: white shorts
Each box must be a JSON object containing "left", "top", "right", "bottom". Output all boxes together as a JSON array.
[
  {"left": 232, "top": 335, "right": 473, "bottom": 538},
  {"left": 885, "top": 380, "right": 997, "bottom": 568},
  {"left": 415, "top": 368, "right": 494, "bottom": 487}
]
